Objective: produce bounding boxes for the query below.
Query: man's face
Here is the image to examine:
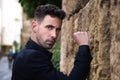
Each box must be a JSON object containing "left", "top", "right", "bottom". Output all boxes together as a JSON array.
[{"left": 33, "top": 15, "right": 62, "bottom": 49}]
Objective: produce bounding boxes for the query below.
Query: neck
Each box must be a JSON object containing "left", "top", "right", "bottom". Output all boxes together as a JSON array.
[{"left": 31, "top": 33, "right": 38, "bottom": 45}]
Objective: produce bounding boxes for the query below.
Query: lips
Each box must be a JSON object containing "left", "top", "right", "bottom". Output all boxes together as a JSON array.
[{"left": 46, "top": 40, "right": 55, "bottom": 45}]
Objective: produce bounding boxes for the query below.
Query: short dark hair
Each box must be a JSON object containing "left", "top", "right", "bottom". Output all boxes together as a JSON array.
[{"left": 34, "top": 4, "right": 66, "bottom": 21}]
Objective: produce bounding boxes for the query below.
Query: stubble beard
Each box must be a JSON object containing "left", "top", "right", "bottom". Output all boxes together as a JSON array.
[{"left": 36, "top": 36, "right": 55, "bottom": 49}]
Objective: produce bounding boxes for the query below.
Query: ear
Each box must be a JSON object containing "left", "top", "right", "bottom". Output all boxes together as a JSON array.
[{"left": 32, "top": 20, "right": 38, "bottom": 33}]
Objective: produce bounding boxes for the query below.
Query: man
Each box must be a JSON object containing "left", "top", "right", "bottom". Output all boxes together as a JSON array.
[{"left": 11, "top": 4, "right": 92, "bottom": 80}]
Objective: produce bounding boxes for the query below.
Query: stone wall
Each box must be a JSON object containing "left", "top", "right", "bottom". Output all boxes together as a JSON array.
[{"left": 61, "top": 0, "right": 120, "bottom": 80}]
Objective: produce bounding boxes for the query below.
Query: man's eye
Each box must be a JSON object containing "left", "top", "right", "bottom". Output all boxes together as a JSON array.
[{"left": 46, "top": 25, "right": 53, "bottom": 30}]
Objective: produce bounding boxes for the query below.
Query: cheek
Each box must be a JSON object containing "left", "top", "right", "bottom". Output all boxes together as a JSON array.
[
  {"left": 38, "top": 30, "right": 50, "bottom": 40},
  {"left": 39, "top": 28, "right": 49, "bottom": 36}
]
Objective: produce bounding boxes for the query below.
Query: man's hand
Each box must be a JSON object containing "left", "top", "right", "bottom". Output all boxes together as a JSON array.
[{"left": 73, "top": 32, "right": 89, "bottom": 46}]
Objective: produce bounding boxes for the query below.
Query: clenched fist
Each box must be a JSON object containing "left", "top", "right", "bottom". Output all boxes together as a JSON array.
[{"left": 73, "top": 32, "right": 89, "bottom": 46}]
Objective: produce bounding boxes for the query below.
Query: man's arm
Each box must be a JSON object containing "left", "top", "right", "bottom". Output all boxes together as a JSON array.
[
  {"left": 68, "top": 45, "right": 92, "bottom": 80},
  {"left": 48, "top": 32, "right": 92, "bottom": 80},
  {"left": 68, "top": 32, "right": 92, "bottom": 80},
  {"left": 35, "top": 32, "right": 92, "bottom": 80}
]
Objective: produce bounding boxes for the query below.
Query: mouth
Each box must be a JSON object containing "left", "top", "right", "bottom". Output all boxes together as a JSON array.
[{"left": 46, "top": 40, "right": 55, "bottom": 45}]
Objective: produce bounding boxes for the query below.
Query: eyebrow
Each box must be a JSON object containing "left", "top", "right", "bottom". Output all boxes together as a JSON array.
[
  {"left": 46, "top": 25, "right": 55, "bottom": 28},
  {"left": 46, "top": 25, "right": 61, "bottom": 30}
]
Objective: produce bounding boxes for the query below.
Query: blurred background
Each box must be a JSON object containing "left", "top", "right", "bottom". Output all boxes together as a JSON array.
[
  {"left": 0, "top": 0, "right": 22, "bottom": 80},
  {"left": 0, "top": 0, "right": 61, "bottom": 80}
]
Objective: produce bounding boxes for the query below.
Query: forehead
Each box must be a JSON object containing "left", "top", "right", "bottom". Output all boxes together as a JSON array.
[{"left": 40, "top": 15, "right": 62, "bottom": 27}]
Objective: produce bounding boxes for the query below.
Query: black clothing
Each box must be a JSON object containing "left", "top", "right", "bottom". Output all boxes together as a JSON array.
[{"left": 11, "top": 39, "right": 92, "bottom": 80}]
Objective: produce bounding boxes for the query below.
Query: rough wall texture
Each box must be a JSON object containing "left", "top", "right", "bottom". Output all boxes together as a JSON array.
[{"left": 60, "top": 0, "right": 120, "bottom": 80}]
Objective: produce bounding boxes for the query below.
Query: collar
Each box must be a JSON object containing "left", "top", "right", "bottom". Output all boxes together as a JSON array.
[{"left": 25, "top": 38, "right": 53, "bottom": 59}]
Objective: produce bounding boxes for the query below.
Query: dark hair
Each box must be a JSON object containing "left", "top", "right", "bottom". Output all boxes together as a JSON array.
[{"left": 34, "top": 4, "right": 66, "bottom": 21}]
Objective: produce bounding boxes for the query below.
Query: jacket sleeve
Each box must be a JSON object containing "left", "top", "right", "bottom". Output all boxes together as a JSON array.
[
  {"left": 68, "top": 45, "right": 92, "bottom": 80},
  {"left": 36, "top": 45, "right": 92, "bottom": 80}
]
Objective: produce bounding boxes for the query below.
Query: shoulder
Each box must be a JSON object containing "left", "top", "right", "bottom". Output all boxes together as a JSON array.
[
  {"left": 16, "top": 49, "right": 42, "bottom": 60},
  {"left": 15, "top": 48, "right": 48, "bottom": 63}
]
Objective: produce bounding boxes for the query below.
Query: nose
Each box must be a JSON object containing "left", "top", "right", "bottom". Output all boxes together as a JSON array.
[{"left": 51, "top": 30, "right": 57, "bottom": 39}]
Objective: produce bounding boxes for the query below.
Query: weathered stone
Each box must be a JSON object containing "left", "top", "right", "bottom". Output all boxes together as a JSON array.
[
  {"left": 61, "top": 0, "right": 120, "bottom": 80},
  {"left": 62, "top": 0, "right": 89, "bottom": 16}
]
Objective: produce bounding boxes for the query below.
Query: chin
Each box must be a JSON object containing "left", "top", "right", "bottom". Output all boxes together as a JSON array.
[{"left": 45, "top": 46, "right": 53, "bottom": 49}]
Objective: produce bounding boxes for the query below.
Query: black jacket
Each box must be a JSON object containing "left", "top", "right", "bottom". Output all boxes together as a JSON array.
[{"left": 11, "top": 39, "right": 92, "bottom": 80}]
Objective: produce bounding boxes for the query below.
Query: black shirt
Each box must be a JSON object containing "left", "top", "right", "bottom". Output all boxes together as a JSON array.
[{"left": 11, "top": 39, "right": 92, "bottom": 80}]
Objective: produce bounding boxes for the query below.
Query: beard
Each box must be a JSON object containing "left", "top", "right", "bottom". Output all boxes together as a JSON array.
[
  {"left": 44, "top": 39, "right": 55, "bottom": 49},
  {"left": 36, "top": 36, "right": 56, "bottom": 49}
]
